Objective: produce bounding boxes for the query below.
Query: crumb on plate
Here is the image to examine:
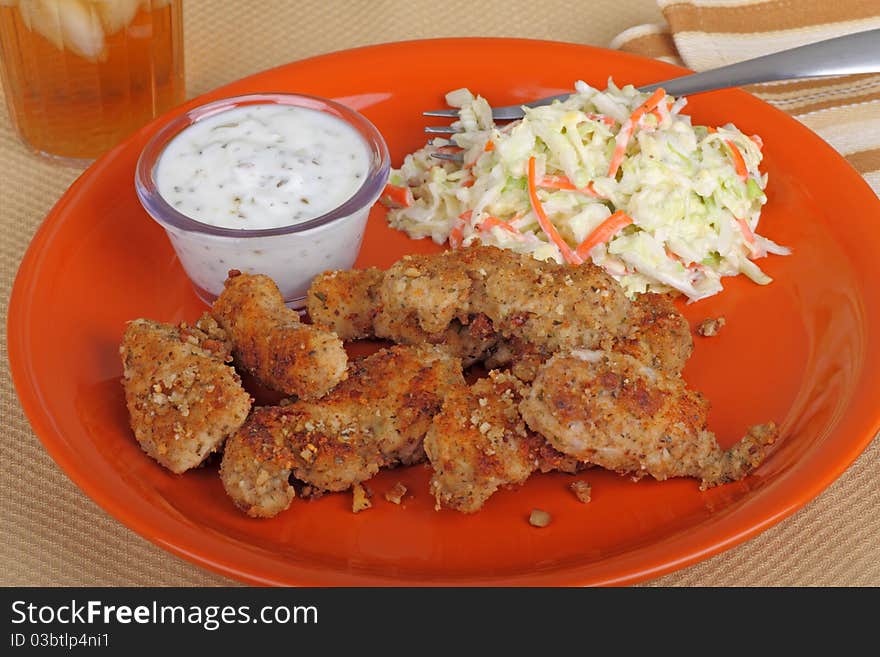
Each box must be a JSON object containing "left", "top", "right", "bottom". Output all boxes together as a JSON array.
[
  {"left": 384, "top": 482, "right": 408, "bottom": 505},
  {"left": 529, "top": 508, "right": 552, "bottom": 528},
  {"left": 570, "top": 480, "right": 592, "bottom": 504},
  {"left": 352, "top": 483, "right": 372, "bottom": 513},
  {"left": 696, "top": 316, "right": 726, "bottom": 337}
]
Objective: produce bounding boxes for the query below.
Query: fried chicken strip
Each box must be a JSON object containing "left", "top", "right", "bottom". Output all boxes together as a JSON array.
[
  {"left": 424, "top": 371, "right": 535, "bottom": 513},
  {"left": 212, "top": 270, "right": 347, "bottom": 399},
  {"left": 308, "top": 267, "right": 499, "bottom": 366},
  {"left": 220, "top": 344, "right": 464, "bottom": 517},
  {"left": 306, "top": 246, "right": 692, "bottom": 377},
  {"left": 424, "top": 370, "right": 583, "bottom": 513},
  {"left": 120, "top": 315, "right": 252, "bottom": 474},
  {"left": 307, "top": 267, "right": 383, "bottom": 340},
  {"left": 615, "top": 292, "right": 693, "bottom": 375},
  {"left": 519, "top": 350, "right": 778, "bottom": 488}
]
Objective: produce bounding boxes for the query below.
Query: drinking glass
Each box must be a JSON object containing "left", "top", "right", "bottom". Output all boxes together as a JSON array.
[{"left": 0, "top": 0, "right": 185, "bottom": 164}]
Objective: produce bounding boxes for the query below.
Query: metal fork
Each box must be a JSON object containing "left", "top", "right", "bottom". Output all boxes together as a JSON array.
[{"left": 424, "top": 27, "right": 880, "bottom": 138}]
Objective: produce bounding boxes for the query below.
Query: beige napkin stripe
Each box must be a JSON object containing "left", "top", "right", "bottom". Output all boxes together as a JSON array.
[
  {"left": 751, "top": 74, "right": 880, "bottom": 100},
  {"left": 670, "top": 21, "right": 880, "bottom": 70},
  {"left": 797, "top": 102, "right": 880, "bottom": 191},
  {"left": 796, "top": 98, "right": 880, "bottom": 128},
  {"left": 752, "top": 73, "right": 880, "bottom": 94},
  {"left": 609, "top": 24, "right": 684, "bottom": 64},
  {"left": 751, "top": 83, "right": 880, "bottom": 115},
  {"left": 797, "top": 103, "right": 880, "bottom": 145},
  {"left": 660, "top": 0, "right": 879, "bottom": 33}
]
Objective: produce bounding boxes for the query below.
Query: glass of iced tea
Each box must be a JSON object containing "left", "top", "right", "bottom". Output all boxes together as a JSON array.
[{"left": 0, "top": 0, "right": 184, "bottom": 164}]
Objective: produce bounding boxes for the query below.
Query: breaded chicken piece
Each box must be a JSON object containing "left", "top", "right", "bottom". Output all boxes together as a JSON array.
[
  {"left": 376, "top": 249, "right": 476, "bottom": 335},
  {"left": 217, "top": 408, "right": 299, "bottom": 518},
  {"left": 481, "top": 293, "right": 692, "bottom": 381},
  {"left": 520, "top": 350, "right": 778, "bottom": 488},
  {"left": 425, "top": 371, "right": 535, "bottom": 513},
  {"left": 341, "top": 344, "right": 465, "bottom": 465},
  {"left": 212, "top": 270, "right": 347, "bottom": 399},
  {"left": 220, "top": 345, "right": 464, "bottom": 517},
  {"left": 462, "top": 247, "right": 630, "bottom": 358},
  {"left": 308, "top": 267, "right": 383, "bottom": 339},
  {"left": 614, "top": 292, "right": 693, "bottom": 375},
  {"left": 424, "top": 370, "right": 583, "bottom": 513},
  {"left": 120, "top": 316, "right": 252, "bottom": 474},
  {"left": 308, "top": 267, "right": 499, "bottom": 366},
  {"left": 306, "top": 246, "right": 691, "bottom": 377},
  {"left": 220, "top": 403, "right": 381, "bottom": 518}
]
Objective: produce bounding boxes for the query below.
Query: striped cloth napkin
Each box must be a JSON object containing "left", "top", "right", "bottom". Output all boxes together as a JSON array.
[{"left": 611, "top": 0, "right": 880, "bottom": 195}]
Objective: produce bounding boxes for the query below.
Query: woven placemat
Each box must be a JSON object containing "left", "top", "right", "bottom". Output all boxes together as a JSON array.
[{"left": 1, "top": 0, "right": 877, "bottom": 587}]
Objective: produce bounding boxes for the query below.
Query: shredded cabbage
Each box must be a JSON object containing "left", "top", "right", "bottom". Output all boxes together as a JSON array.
[{"left": 383, "top": 80, "right": 790, "bottom": 301}]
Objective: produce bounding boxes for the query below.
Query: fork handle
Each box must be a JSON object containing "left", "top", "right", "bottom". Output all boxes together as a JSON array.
[{"left": 639, "top": 28, "right": 880, "bottom": 96}]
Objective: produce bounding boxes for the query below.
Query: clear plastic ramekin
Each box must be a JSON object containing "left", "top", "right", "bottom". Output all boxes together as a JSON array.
[{"left": 135, "top": 93, "right": 390, "bottom": 307}]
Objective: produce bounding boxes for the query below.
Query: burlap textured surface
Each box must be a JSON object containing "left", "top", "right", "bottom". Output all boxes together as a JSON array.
[{"left": 1, "top": 0, "right": 877, "bottom": 587}]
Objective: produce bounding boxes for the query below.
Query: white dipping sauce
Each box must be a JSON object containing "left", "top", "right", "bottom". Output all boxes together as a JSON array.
[
  {"left": 147, "top": 100, "right": 384, "bottom": 308},
  {"left": 156, "top": 104, "right": 370, "bottom": 229}
]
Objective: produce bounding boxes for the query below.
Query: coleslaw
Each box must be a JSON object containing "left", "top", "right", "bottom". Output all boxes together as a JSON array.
[{"left": 382, "top": 80, "right": 790, "bottom": 301}]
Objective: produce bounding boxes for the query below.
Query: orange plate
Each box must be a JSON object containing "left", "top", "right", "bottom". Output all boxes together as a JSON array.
[{"left": 8, "top": 38, "right": 880, "bottom": 586}]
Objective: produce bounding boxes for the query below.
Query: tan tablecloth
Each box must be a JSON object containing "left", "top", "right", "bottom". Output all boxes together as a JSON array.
[{"left": 1, "top": 0, "right": 877, "bottom": 587}]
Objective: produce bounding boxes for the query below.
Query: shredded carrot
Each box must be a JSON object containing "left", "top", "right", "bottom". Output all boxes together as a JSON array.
[
  {"left": 478, "top": 216, "right": 523, "bottom": 238},
  {"left": 735, "top": 216, "right": 761, "bottom": 257},
  {"left": 527, "top": 157, "right": 582, "bottom": 265},
  {"left": 665, "top": 246, "right": 701, "bottom": 271},
  {"left": 724, "top": 139, "right": 749, "bottom": 181},
  {"left": 709, "top": 128, "right": 750, "bottom": 181},
  {"left": 539, "top": 175, "right": 602, "bottom": 198},
  {"left": 484, "top": 140, "right": 495, "bottom": 152},
  {"left": 607, "top": 130, "right": 632, "bottom": 179},
  {"left": 607, "top": 88, "right": 667, "bottom": 178},
  {"left": 665, "top": 246, "right": 683, "bottom": 263},
  {"left": 585, "top": 112, "right": 615, "bottom": 127},
  {"left": 381, "top": 183, "right": 413, "bottom": 208},
  {"left": 449, "top": 211, "right": 471, "bottom": 249},
  {"left": 575, "top": 210, "right": 633, "bottom": 259},
  {"left": 461, "top": 178, "right": 475, "bottom": 188}
]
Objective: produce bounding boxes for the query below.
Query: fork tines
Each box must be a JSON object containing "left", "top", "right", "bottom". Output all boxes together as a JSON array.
[
  {"left": 430, "top": 151, "right": 464, "bottom": 162},
  {"left": 423, "top": 109, "right": 460, "bottom": 117}
]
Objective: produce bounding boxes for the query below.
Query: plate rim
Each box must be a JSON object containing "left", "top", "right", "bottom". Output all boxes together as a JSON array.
[{"left": 8, "top": 36, "right": 880, "bottom": 586}]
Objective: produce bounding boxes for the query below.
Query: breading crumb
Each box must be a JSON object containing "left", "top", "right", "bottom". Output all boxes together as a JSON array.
[
  {"left": 529, "top": 509, "right": 552, "bottom": 528},
  {"left": 384, "top": 482, "right": 408, "bottom": 504},
  {"left": 352, "top": 483, "right": 372, "bottom": 513},
  {"left": 570, "top": 480, "right": 592, "bottom": 504},
  {"left": 696, "top": 316, "right": 726, "bottom": 337}
]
